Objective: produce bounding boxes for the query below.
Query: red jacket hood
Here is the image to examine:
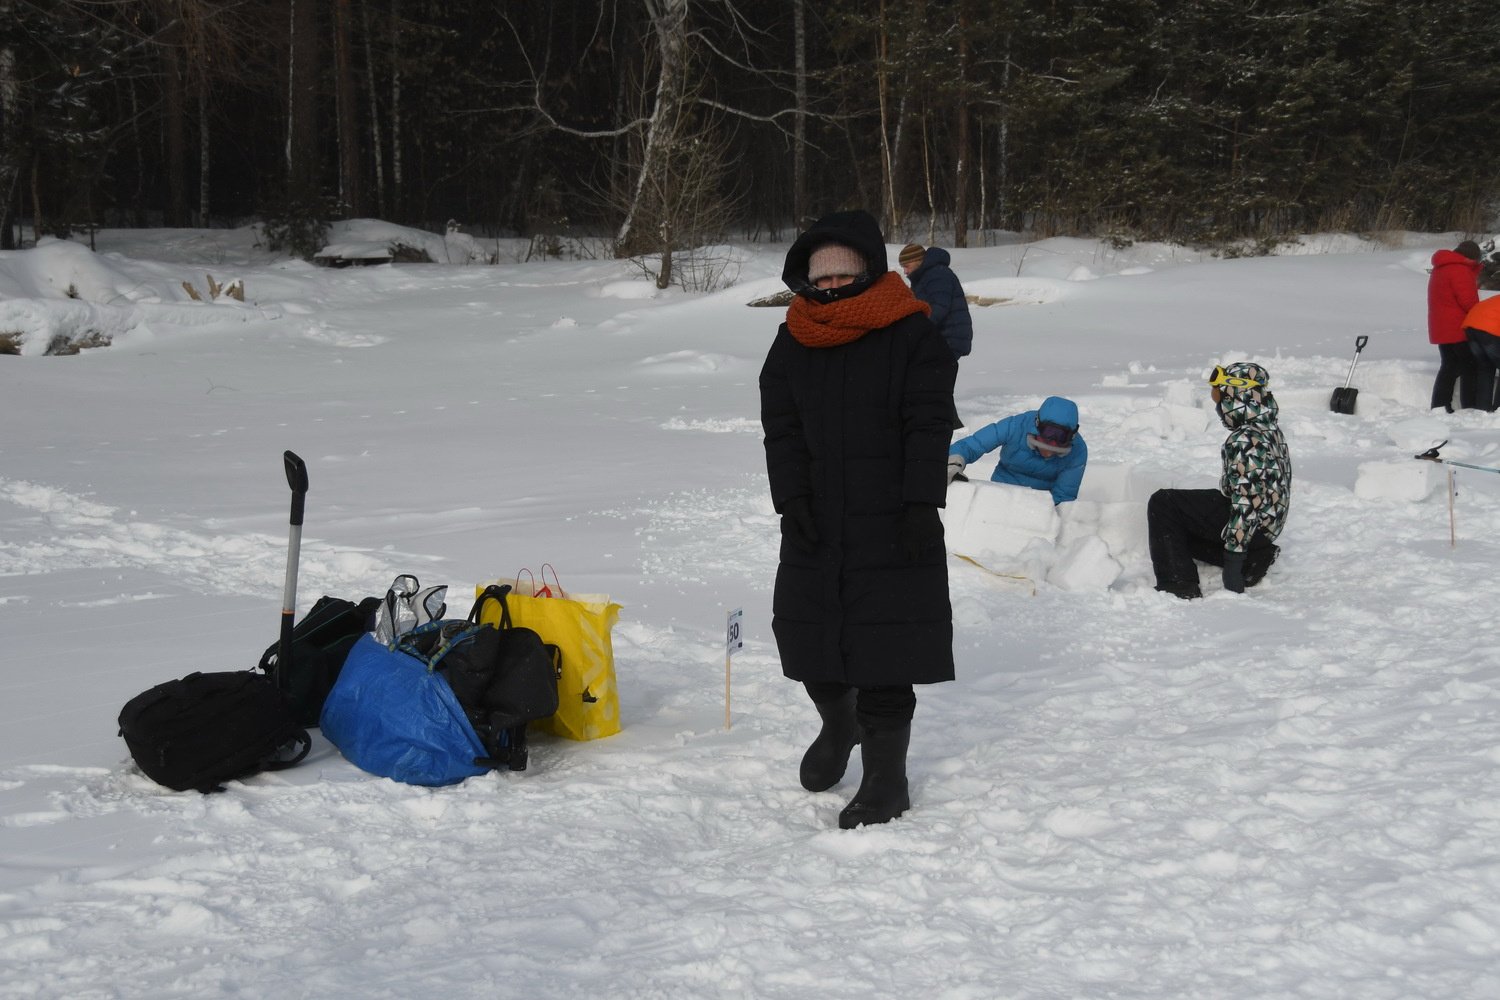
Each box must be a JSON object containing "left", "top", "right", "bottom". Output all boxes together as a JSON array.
[{"left": 1432, "top": 248, "right": 1481, "bottom": 272}]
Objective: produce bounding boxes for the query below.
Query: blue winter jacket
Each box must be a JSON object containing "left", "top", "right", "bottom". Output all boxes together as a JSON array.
[
  {"left": 948, "top": 397, "right": 1088, "bottom": 504},
  {"left": 909, "top": 248, "right": 973, "bottom": 359}
]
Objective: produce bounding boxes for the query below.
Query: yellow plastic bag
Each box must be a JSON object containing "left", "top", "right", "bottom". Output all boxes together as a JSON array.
[{"left": 475, "top": 579, "right": 622, "bottom": 741}]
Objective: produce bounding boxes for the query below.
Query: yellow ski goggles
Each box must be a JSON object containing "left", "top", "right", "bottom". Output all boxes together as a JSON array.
[{"left": 1207, "top": 365, "right": 1263, "bottom": 390}]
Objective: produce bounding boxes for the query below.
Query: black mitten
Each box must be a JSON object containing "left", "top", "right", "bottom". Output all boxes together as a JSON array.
[
  {"left": 781, "top": 495, "right": 820, "bottom": 550},
  {"left": 898, "top": 503, "right": 944, "bottom": 562}
]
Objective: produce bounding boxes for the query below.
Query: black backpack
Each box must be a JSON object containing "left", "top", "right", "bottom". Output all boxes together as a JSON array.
[
  {"left": 258, "top": 595, "right": 381, "bottom": 727},
  {"left": 397, "top": 585, "right": 561, "bottom": 771},
  {"left": 118, "top": 671, "right": 311, "bottom": 792}
]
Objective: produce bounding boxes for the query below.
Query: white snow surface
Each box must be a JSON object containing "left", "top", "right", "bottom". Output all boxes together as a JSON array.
[{"left": 3, "top": 221, "right": 1500, "bottom": 998}]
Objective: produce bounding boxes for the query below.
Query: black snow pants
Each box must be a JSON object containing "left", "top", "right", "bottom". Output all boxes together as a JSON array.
[
  {"left": 1147, "top": 488, "right": 1279, "bottom": 599},
  {"left": 1433, "top": 341, "right": 1479, "bottom": 412},
  {"left": 804, "top": 681, "right": 916, "bottom": 731}
]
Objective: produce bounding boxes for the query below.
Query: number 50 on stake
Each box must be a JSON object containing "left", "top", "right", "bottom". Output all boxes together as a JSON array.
[{"left": 724, "top": 608, "right": 744, "bottom": 729}]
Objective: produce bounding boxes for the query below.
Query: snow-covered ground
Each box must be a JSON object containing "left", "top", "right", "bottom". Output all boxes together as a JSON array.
[{"left": 3, "top": 221, "right": 1499, "bottom": 998}]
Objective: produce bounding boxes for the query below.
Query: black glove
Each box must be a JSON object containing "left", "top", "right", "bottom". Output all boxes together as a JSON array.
[
  {"left": 781, "top": 495, "right": 819, "bottom": 550},
  {"left": 1222, "top": 551, "right": 1246, "bottom": 594},
  {"left": 898, "top": 503, "right": 944, "bottom": 562}
]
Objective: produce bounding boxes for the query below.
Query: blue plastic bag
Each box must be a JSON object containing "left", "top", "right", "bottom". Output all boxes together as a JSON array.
[{"left": 320, "top": 634, "right": 487, "bottom": 786}]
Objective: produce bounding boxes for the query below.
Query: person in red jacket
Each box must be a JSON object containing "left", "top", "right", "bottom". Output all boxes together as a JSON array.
[
  {"left": 1463, "top": 294, "right": 1500, "bottom": 412},
  {"left": 1428, "top": 240, "right": 1482, "bottom": 411}
]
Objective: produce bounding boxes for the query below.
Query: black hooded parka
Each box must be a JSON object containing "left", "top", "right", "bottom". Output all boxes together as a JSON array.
[{"left": 760, "top": 211, "right": 957, "bottom": 687}]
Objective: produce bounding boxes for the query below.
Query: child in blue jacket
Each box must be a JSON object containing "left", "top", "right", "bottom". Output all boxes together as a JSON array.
[{"left": 947, "top": 396, "right": 1087, "bottom": 504}]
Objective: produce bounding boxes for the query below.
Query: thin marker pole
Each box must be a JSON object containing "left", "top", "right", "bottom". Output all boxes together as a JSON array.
[{"left": 1448, "top": 466, "right": 1457, "bottom": 548}]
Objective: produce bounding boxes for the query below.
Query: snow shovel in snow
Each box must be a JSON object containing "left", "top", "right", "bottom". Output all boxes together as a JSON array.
[
  {"left": 1329, "top": 335, "right": 1369, "bottom": 414},
  {"left": 277, "top": 451, "right": 309, "bottom": 691}
]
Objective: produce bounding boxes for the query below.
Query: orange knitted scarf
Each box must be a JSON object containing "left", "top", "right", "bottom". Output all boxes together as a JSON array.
[{"left": 785, "top": 271, "right": 932, "bottom": 348}]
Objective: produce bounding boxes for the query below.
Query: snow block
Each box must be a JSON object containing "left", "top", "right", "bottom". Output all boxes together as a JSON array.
[
  {"left": 1354, "top": 460, "right": 1441, "bottom": 502},
  {"left": 942, "top": 479, "right": 1060, "bottom": 571},
  {"left": 1046, "top": 535, "right": 1122, "bottom": 591},
  {"left": 1076, "top": 461, "right": 1172, "bottom": 503},
  {"left": 1360, "top": 368, "right": 1435, "bottom": 412},
  {"left": 1060, "top": 499, "right": 1149, "bottom": 564},
  {"left": 944, "top": 479, "right": 1147, "bottom": 590},
  {"left": 1118, "top": 401, "right": 1215, "bottom": 441},
  {"left": 1386, "top": 416, "right": 1451, "bottom": 454}
]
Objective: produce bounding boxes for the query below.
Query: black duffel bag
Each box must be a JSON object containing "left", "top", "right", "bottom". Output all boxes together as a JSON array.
[
  {"left": 118, "top": 671, "right": 310, "bottom": 792},
  {"left": 258, "top": 594, "right": 381, "bottom": 727},
  {"left": 396, "top": 585, "right": 561, "bottom": 771}
]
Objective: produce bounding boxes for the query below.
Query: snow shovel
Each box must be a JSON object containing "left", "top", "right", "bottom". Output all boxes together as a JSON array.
[
  {"left": 1329, "top": 335, "right": 1369, "bottom": 414},
  {"left": 277, "top": 451, "right": 309, "bottom": 691}
]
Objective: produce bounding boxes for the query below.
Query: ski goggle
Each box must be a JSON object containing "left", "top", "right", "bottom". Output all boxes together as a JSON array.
[
  {"left": 1207, "top": 365, "right": 1263, "bottom": 390},
  {"left": 1036, "top": 421, "right": 1076, "bottom": 447}
]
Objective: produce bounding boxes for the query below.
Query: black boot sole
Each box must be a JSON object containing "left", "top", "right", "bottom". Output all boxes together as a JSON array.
[{"left": 838, "top": 783, "right": 910, "bottom": 829}]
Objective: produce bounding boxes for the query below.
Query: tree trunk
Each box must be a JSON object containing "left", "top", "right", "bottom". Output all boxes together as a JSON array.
[
  {"left": 919, "top": 110, "right": 934, "bottom": 243},
  {"left": 616, "top": 0, "right": 689, "bottom": 256},
  {"left": 995, "top": 33, "right": 1011, "bottom": 230},
  {"left": 954, "top": 2, "right": 969, "bottom": 248},
  {"left": 389, "top": 0, "right": 402, "bottom": 220},
  {"left": 129, "top": 77, "right": 146, "bottom": 227},
  {"left": 361, "top": 1, "right": 386, "bottom": 218},
  {"left": 163, "top": 24, "right": 188, "bottom": 227},
  {"left": 333, "top": 0, "right": 361, "bottom": 216},
  {"left": 30, "top": 153, "right": 42, "bottom": 243},
  {"left": 792, "top": 0, "right": 807, "bottom": 229},
  {"left": 876, "top": 0, "right": 896, "bottom": 230},
  {"left": 658, "top": 223, "right": 673, "bottom": 289},
  {"left": 197, "top": 73, "right": 210, "bottom": 225},
  {"left": 976, "top": 121, "right": 985, "bottom": 238},
  {"left": 287, "top": 0, "right": 320, "bottom": 204},
  {"left": 0, "top": 4, "right": 17, "bottom": 249}
]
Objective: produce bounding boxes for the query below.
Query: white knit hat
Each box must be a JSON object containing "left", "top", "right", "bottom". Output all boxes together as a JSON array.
[{"left": 807, "top": 243, "right": 866, "bottom": 282}]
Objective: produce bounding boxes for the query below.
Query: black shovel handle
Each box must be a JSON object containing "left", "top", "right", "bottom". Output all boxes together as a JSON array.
[
  {"left": 278, "top": 451, "right": 309, "bottom": 690},
  {"left": 1341, "top": 336, "right": 1370, "bottom": 388},
  {"left": 284, "top": 451, "right": 308, "bottom": 526}
]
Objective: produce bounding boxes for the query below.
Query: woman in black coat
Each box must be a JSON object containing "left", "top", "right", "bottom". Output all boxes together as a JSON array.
[{"left": 759, "top": 210, "right": 957, "bottom": 828}]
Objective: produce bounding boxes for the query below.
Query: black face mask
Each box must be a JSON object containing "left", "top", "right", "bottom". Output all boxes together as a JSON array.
[{"left": 794, "top": 272, "right": 875, "bottom": 305}]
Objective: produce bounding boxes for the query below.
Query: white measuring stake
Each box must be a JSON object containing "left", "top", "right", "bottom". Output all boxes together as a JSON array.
[
  {"left": 725, "top": 608, "right": 744, "bottom": 729},
  {"left": 1448, "top": 466, "right": 1457, "bottom": 548}
]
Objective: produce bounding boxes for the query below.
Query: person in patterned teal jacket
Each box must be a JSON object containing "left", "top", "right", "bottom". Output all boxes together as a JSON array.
[{"left": 1147, "top": 362, "right": 1291, "bottom": 599}]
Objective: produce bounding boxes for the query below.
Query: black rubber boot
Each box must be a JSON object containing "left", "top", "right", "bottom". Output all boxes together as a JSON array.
[
  {"left": 837, "top": 724, "right": 910, "bottom": 829},
  {"left": 800, "top": 689, "right": 859, "bottom": 792},
  {"left": 1155, "top": 583, "right": 1202, "bottom": 600}
]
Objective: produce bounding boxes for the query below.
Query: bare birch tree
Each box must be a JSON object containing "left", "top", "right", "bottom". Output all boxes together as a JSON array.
[
  {"left": 504, "top": 0, "right": 800, "bottom": 254},
  {"left": 615, "top": 0, "right": 690, "bottom": 255}
]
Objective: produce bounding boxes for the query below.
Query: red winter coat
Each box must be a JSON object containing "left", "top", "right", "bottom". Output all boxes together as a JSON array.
[{"left": 1428, "top": 249, "right": 1480, "bottom": 345}]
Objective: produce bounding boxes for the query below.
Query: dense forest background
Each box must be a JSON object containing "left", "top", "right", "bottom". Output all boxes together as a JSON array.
[{"left": 3, "top": 0, "right": 1498, "bottom": 258}]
